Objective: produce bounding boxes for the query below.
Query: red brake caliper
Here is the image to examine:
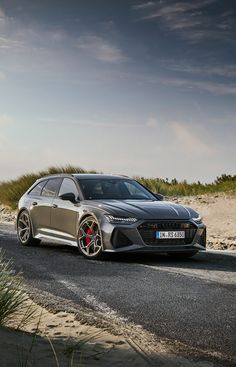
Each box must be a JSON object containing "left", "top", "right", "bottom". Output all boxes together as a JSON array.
[{"left": 85, "top": 228, "right": 92, "bottom": 247}]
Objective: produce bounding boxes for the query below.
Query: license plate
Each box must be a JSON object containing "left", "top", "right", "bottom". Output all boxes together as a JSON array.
[{"left": 156, "top": 231, "right": 185, "bottom": 239}]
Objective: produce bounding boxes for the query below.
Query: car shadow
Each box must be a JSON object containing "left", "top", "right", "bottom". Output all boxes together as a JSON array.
[
  {"left": 38, "top": 240, "right": 236, "bottom": 274},
  {"left": 106, "top": 251, "right": 236, "bottom": 272}
]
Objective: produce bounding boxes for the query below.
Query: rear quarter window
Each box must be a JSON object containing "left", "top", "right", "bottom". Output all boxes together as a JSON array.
[{"left": 28, "top": 180, "right": 47, "bottom": 196}]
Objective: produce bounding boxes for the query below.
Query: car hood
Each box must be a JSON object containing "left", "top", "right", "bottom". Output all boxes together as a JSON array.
[{"left": 86, "top": 200, "right": 196, "bottom": 220}]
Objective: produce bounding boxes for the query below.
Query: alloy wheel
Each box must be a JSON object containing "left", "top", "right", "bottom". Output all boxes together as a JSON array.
[
  {"left": 78, "top": 218, "right": 102, "bottom": 258},
  {"left": 17, "top": 211, "right": 31, "bottom": 244}
]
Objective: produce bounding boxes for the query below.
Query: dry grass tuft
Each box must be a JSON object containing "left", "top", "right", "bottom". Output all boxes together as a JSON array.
[{"left": 0, "top": 165, "right": 235, "bottom": 209}]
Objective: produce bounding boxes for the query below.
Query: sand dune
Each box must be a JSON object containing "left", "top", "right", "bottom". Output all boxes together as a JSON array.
[{"left": 176, "top": 193, "right": 236, "bottom": 251}]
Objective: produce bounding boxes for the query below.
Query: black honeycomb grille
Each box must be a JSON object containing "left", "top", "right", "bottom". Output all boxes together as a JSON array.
[{"left": 138, "top": 221, "right": 197, "bottom": 246}]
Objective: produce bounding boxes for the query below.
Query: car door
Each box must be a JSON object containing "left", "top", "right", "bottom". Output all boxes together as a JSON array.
[
  {"left": 30, "top": 178, "right": 62, "bottom": 236},
  {"left": 50, "top": 178, "right": 80, "bottom": 240}
]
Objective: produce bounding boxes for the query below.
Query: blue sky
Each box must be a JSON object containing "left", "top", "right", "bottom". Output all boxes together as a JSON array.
[{"left": 0, "top": 0, "right": 235, "bottom": 182}]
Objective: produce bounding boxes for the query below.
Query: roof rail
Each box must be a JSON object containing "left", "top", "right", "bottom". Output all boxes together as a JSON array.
[{"left": 40, "top": 173, "right": 74, "bottom": 178}]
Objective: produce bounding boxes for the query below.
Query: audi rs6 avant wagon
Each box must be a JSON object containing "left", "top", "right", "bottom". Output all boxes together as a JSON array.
[{"left": 17, "top": 174, "right": 206, "bottom": 259}]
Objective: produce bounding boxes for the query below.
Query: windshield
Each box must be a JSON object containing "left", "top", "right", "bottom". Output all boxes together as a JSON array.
[{"left": 78, "top": 178, "right": 157, "bottom": 201}]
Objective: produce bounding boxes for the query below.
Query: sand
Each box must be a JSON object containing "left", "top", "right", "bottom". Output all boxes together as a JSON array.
[
  {"left": 0, "top": 300, "right": 148, "bottom": 367},
  {"left": 176, "top": 193, "right": 236, "bottom": 251}
]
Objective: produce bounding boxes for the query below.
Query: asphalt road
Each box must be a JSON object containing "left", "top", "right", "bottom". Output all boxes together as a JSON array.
[{"left": 0, "top": 223, "right": 235, "bottom": 363}]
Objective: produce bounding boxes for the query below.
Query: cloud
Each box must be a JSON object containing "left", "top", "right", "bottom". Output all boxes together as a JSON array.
[
  {"left": 132, "top": 2, "right": 155, "bottom": 10},
  {"left": 0, "top": 114, "right": 13, "bottom": 126},
  {"left": 146, "top": 117, "right": 159, "bottom": 128},
  {"left": 49, "top": 31, "right": 67, "bottom": 42},
  {"left": 38, "top": 117, "right": 138, "bottom": 128},
  {"left": 0, "top": 35, "right": 24, "bottom": 49},
  {"left": 77, "top": 35, "right": 126, "bottom": 63},
  {"left": 134, "top": 0, "right": 236, "bottom": 44},
  {"left": 156, "top": 76, "right": 236, "bottom": 96},
  {"left": 0, "top": 5, "right": 126, "bottom": 90},
  {"left": 135, "top": 0, "right": 216, "bottom": 20},
  {"left": 0, "top": 7, "right": 7, "bottom": 27},
  {"left": 0, "top": 5, "right": 127, "bottom": 77},
  {"left": 0, "top": 7, "right": 33, "bottom": 51},
  {"left": 170, "top": 121, "right": 213, "bottom": 155},
  {"left": 166, "top": 63, "right": 236, "bottom": 78},
  {"left": 0, "top": 7, "right": 25, "bottom": 49},
  {"left": 0, "top": 71, "right": 6, "bottom": 80}
]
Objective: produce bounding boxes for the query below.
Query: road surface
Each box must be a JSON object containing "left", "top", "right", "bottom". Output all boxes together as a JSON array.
[{"left": 0, "top": 223, "right": 235, "bottom": 365}]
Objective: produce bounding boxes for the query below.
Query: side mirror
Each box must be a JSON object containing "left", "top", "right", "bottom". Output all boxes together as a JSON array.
[
  {"left": 59, "top": 192, "right": 77, "bottom": 203},
  {"left": 153, "top": 193, "right": 164, "bottom": 201}
]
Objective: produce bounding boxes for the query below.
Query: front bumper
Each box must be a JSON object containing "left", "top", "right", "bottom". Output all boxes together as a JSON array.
[{"left": 101, "top": 219, "right": 206, "bottom": 254}]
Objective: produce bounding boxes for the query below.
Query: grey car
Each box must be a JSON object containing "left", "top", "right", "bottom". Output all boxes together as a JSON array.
[{"left": 17, "top": 174, "right": 206, "bottom": 259}]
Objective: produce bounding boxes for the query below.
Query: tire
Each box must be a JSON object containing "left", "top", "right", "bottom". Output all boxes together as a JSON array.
[
  {"left": 77, "top": 216, "right": 105, "bottom": 260},
  {"left": 167, "top": 251, "right": 198, "bottom": 259},
  {"left": 17, "top": 210, "right": 41, "bottom": 246}
]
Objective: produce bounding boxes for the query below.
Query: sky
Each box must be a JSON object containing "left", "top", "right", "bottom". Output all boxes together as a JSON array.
[{"left": 0, "top": 0, "right": 235, "bottom": 183}]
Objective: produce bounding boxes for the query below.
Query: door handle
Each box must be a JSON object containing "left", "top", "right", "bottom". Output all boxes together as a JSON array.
[
  {"left": 52, "top": 204, "right": 58, "bottom": 208},
  {"left": 32, "top": 202, "right": 38, "bottom": 206}
]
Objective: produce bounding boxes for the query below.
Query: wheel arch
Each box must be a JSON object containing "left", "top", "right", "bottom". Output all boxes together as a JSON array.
[
  {"left": 78, "top": 212, "right": 100, "bottom": 227},
  {"left": 17, "top": 207, "right": 29, "bottom": 221}
]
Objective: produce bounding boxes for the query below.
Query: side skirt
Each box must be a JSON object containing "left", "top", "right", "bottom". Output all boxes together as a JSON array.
[{"left": 34, "top": 233, "right": 78, "bottom": 247}]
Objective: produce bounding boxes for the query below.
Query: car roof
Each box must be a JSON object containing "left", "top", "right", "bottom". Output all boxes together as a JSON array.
[
  {"left": 38, "top": 173, "right": 131, "bottom": 181},
  {"left": 73, "top": 174, "right": 131, "bottom": 180}
]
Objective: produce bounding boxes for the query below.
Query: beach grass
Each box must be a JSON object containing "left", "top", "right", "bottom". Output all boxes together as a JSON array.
[
  {"left": 0, "top": 165, "right": 235, "bottom": 209},
  {"left": 0, "top": 249, "right": 36, "bottom": 326}
]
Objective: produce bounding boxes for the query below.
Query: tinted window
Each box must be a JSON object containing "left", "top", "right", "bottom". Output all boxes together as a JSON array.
[
  {"left": 124, "top": 181, "right": 147, "bottom": 197},
  {"left": 79, "top": 179, "right": 156, "bottom": 200},
  {"left": 58, "top": 178, "right": 78, "bottom": 197},
  {"left": 29, "top": 181, "right": 47, "bottom": 196},
  {"left": 41, "top": 178, "right": 61, "bottom": 197}
]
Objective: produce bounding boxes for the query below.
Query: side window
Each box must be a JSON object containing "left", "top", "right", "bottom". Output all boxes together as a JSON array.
[
  {"left": 58, "top": 178, "right": 79, "bottom": 198},
  {"left": 41, "top": 178, "right": 61, "bottom": 198},
  {"left": 28, "top": 180, "right": 47, "bottom": 196}
]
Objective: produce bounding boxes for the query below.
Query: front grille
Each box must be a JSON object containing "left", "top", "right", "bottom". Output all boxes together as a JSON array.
[{"left": 138, "top": 221, "right": 197, "bottom": 246}]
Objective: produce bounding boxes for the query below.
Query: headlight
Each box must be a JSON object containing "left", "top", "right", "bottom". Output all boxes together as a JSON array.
[
  {"left": 192, "top": 214, "right": 202, "bottom": 224},
  {"left": 105, "top": 215, "right": 138, "bottom": 224}
]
